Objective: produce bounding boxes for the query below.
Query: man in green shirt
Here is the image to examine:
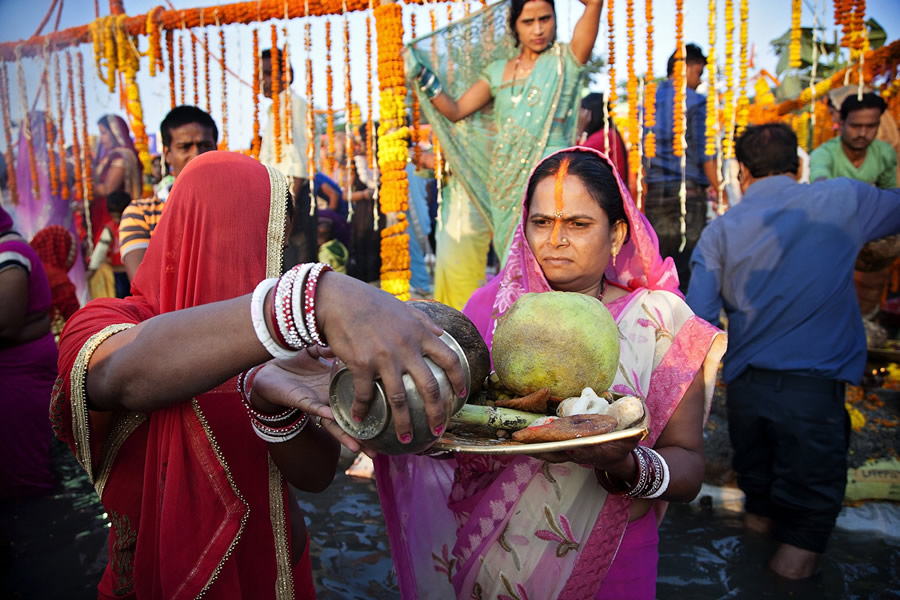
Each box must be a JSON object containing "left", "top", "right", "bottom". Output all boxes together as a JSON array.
[{"left": 810, "top": 92, "right": 897, "bottom": 189}]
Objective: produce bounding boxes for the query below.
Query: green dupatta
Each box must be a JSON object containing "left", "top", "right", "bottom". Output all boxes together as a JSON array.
[{"left": 405, "top": 1, "right": 585, "bottom": 262}]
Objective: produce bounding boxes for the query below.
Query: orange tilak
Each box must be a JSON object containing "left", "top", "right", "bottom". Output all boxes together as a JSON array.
[{"left": 551, "top": 159, "right": 569, "bottom": 245}]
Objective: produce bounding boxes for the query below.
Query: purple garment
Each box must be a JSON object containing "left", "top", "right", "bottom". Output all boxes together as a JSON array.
[
  {"left": 12, "top": 111, "right": 88, "bottom": 303},
  {"left": 0, "top": 208, "right": 57, "bottom": 498}
]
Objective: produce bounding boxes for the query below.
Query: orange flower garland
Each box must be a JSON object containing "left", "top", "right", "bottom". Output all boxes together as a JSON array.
[
  {"left": 178, "top": 32, "right": 185, "bottom": 105},
  {"left": 625, "top": 0, "right": 638, "bottom": 169},
  {"left": 252, "top": 28, "right": 261, "bottom": 159},
  {"left": 204, "top": 30, "right": 211, "bottom": 111},
  {"left": 343, "top": 9, "right": 352, "bottom": 197},
  {"left": 78, "top": 52, "right": 94, "bottom": 207},
  {"left": 722, "top": 0, "right": 736, "bottom": 158},
  {"left": 0, "top": 61, "right": 17, "bottom": 204},
  {"left": 54, "top": 52, "right": 68, "bottom": 201},
  {"left": 66, "top": 51, "right": 85, "bottom": 239},
  {"left": 166, "top": 29, "right": 175, "bottom": 108},
  {"left": 146, "top": 6, "right": 163, "bottom": 77},
  {"left": 272, "top": 24, "right": 282, "bottom": 162},
  {"left": 219, "top": 25, "right": 227, "bottom": 150},
  {"left": 375, "top": 1, "right": 410, "bottom": 300},
  {"left": 672, "top": 0, "right": 685, "bottom": 158},
  {"left": 410, "top": 12, "right": 421, "bottom": 166},
  {"left": 366, "top": 11, "right": 374, "bottom": 170},
  {"left": 644, "top": 0, "right": 656, "bottom": 159},
  {"left": 42, "top": 56, "right": 59, "bottom": 198},
  {"left": 305, "top": 17, "right": 315, "bottom": 183},
  {"left": 283, "top": 26, "right": 292, "bottom": 146},
  {"left": 835, "top": 0, "right": 852, "bottom": 47},
  {"left": 736, "top": 0, "right": 749, "bottom": 137},
  {"left": 705, "top": 0, "right": 718, "bottom": 158},
  {"left": 191, "top": 29, "right": 199, "bottom": 105},
  {"left": 789, "top": 0, "right": 802, "bottom": 69},
  {"left": 607, "top": 0, "right": 616, "bottom": 106},
  {"left": 850, "top": 0, "right": 866, "bottom": 57},
  {"left": 16, "top": 49, "right": 40, "bottom": 199},
  {"left": 325, "top": 20, "right": 335, "bottom": 176}
]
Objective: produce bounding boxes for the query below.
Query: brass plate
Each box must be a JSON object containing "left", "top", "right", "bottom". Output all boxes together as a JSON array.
[{"left": 432, "top": 413, "right": 649, "bottom": 455}]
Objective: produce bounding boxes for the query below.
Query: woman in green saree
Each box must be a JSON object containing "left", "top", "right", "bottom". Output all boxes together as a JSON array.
[{"left": 409, "top": 0, "right": 604, "bottom": 309}]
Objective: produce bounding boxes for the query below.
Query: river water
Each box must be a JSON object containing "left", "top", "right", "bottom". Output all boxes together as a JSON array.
[{"left": 2, "top": 442, "right": 897, "bottom": 599}]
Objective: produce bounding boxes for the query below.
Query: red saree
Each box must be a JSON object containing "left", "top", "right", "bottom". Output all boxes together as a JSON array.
[{"left": 52, "top": 152, "right": 314, "bottom": 599}]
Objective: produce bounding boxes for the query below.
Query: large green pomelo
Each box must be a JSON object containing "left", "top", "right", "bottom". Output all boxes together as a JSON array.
[{"left": 491, "top": 292, "right": 620, "bottom": 399}]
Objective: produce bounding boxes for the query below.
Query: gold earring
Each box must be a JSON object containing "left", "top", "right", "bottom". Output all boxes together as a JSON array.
[{"left": 612, "top": 249, "right": 618, "bottom": 268}]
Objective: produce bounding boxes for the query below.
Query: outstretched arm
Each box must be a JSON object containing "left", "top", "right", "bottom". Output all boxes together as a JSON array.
[
  {"left": 570, "top": 0, "right": 605, "bottom": 65},
  {"left": 426, "top": 78, "right": 493, "bottom": 123}
]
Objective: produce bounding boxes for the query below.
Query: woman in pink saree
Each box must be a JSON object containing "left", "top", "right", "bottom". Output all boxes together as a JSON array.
[{"left": 375, "top": 147, "right": 726, "bottom": 599}]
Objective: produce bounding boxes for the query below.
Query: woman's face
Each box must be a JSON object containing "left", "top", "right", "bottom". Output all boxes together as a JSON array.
[
  {"left": 514, "top": 0, "right": 555, "bottom": 54},
  {"left": 526, "top": 173, "right": 626, "bottom": 293},
  {"left": 98, "top": 123, "right": 115, "bottom": 150}
]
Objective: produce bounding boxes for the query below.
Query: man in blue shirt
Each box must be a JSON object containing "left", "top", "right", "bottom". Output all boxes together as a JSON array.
[
  {"left": 645, "top": 43, "right": 720, "bottom": 293},
  {"left": 687, "top": 123, "right": 900, "bottom": 580}
]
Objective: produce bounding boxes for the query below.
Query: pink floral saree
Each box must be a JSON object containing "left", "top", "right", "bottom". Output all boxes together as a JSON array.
[{"left": 375, "top": 147, "right": 725, "bottom": 599}]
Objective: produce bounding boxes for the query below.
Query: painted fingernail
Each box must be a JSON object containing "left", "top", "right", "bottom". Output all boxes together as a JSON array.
[
  {"left": 353, "top": 414, "right": 363, "bottom": 423},
  {"left": 458, "top": 387, "right": 468, "bottom": 398},
  {"left": 433, "top": 424, "right": 445, "bottom": 437},
  {"left": 400, "top": 433, "right": 412, "bottom": 444}
]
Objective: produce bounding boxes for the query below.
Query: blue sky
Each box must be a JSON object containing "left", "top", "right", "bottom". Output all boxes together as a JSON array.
[{"left": 0, "top": 0, "right": 897, "bottom": 152}]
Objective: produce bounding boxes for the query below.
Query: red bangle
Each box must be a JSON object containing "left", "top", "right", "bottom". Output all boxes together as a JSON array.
[{"left": 303, "top": 263, "right": 333, "bottom": 347}]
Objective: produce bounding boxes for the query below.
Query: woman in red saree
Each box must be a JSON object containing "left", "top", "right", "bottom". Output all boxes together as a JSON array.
[
  {"left": 53, "top": 151, "right": 465, "bottom": 599},
  {"left": 375, "top": 147, "right": 726, "bottom": 599},
  {"left": 30, "top": 225, "right": 80, "bottom": 339}
]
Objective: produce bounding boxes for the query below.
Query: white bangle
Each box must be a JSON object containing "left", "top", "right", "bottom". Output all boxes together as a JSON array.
[
  {"left": 644, "top": 448, "right": 671, "bottom": 499},
  {"left": 251, "top": 278, "right": 302, "bottom": 359}
]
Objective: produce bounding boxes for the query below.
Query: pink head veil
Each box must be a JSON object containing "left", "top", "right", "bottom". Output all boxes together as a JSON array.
[{"left": 463, "top": 146, "right": 681, "bottom": 348}]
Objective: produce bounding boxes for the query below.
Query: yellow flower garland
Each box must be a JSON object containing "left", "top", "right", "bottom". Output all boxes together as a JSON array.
[
  {"left": 672, "top": 0, "right": 685, "bottom": 158},
  {"left": 722, "top": 0, "right": 736, "bottom": 158},
  {"left": 789, "top": 0, "right": 802, "bottom": 69},
  {"left": 625, "top": 0, "right": 639, "bottom": 169},
  {"left": 375, "top": 2, "right": 409, "bottom": 301},
  {"left": 705, "top": 0, "right": 718, "bottom": 158},
  {"left": 735, "top": 0, "right": 750, "bottom": 138},
  {"left": 644, "top": 0, "right": 656, "bottom": 158}
]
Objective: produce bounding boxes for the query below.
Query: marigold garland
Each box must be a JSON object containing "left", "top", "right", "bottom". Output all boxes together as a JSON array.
[
  {"left": 16, "top": 49, "right": 40, "bottom": 200},
  {"left": 204, "top": 30, "right": 211, "bottom": 111},
  {"left": 65, "top": 51, "right": 84, "bottom": 206},
  {"left": 219, "top": 25, "right": 228, "bottom": 150},
  {"left": 835, "top": 0, "right": 852, "bottom": 47},
  {"left": 410, "top": 12, "right": 421, "bottom": 166},
  {"left": 0, "top": 61, "right": 17, "bottom": 204},
  {"left": 672, "top": 0, "right": 685, "bottom": 158},
  {"left": 735, "top": 0, "right": 749, "bottom": 137},
  {"left": 625, "top": 0, "right": 638, "bottom": 169},
  {"left": 271, "top": 24, "right": 282, "bottom": 162},
  {"left": 722, "top": 0, "right": 736, "bottom": 158},
  {"left": 54, "top": 52, "right": 69, "bottom": 201},
  {"left": 191, "top": 29, "right": 199, "bottom": 105},
  {"left": 705, "top": 0, "right": 718, "bottom": 158},
  {"left": 374, "top": 1, "right": 409, "bottom": 300},
  {"left": 146, "top": 6, "right": 163, "bottom": 77},
  {"left": 343, "top": 8, "right": 352, "bottom": 199},
  {"left": 606, "top": 0, "right": 616, "bottom": 106},
  {"left": 178, "top": 32, "right": 185, "bottom": 105},
  {"left": 325, "top": 20, "right": 335, "bottom": 176},
  {"left": 166, "top": 29, "right": 175, "bottom": 108},
  {"left": 77, "top": 52, "right": 94, "bottom": 207},
  {"left": 42, "top": 53, "right": 59, "bottom": 198},
  {"left": 304, "top": 17, "right": 315, "bottom": 182},
  {"left": 366, "top": 12, "right": 374, "bottom": 170},
  {"left": 644, "top": 0, "right": 656, "bottom": 158},
  {"left": 789, "top": 0, "right": 802, "bottom": 69},
  {"left": 283, "top": 26, "right": 292, "bottom": 146},
  {"left": 252, "top": 28, "right": 261, "bottom": 159}
]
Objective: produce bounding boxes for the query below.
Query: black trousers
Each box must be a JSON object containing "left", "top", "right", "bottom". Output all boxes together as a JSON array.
[
  {"left": 727, "top": 367, "right": 849, "bottom": 553},
  {"left": 643, "top": 182, "right": 707, "bottom": 294}
]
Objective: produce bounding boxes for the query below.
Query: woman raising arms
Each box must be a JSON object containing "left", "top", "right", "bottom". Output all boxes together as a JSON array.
[{"left": 410, "top": 0, "right": 603, "bottom": 309}]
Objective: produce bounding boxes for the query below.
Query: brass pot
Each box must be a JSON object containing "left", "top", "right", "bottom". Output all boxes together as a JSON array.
[{"left": 328, "top": 331, "right": 472, "bottom": 455}]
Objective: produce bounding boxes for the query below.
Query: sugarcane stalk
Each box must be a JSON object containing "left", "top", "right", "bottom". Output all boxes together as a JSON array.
[{"left": 451, "top": 404, "right": 544, "bottom": 431}]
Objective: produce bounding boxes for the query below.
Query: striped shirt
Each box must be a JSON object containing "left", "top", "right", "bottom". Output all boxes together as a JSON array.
[{"left": 119, "top": 176, "right": 173, "bottom": 258}]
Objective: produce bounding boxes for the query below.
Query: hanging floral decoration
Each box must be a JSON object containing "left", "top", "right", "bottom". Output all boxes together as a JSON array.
[
  {"left": 146, "top": 6, "right": 163, "bottom": 77},
  {"left": 16, "top": 49, "right": 40, "bottom": 199},
  {"left": 705, "top": 0, "right": 718, "bottom": 158},
  {"left": 54, "top": 52, "right": 69, "bottom": 201},
  {"left": 43, "top": 52, "right": 59, "bottom": 198},
  {"left": 204, "top": 30, "right": 211, "bottom": 111},
  {"left": 365, "top": 10, "right": 374, "bottom": 170},
  {"left": 178, "top": 31, "right": 185, "bottom": 105},
  {"left": 166, "top": 29, "right": 175, "bottom": 108},
  {"left": 283, "top": 25, "right": 292, "bottom": 146},
  {"left": 0, "top": 61, "right": 17, "bottom": 204},
  {"left": 410, "top": 12, "right": 421, "bottom": 165},
  {"left": 374, "top": 1, "right": 410, "bottom": 301},
  {"left": 789, "top": 0, "right": 802, "bottom": 69},
  {"left": 835, "top": 0, "right": 852, "bottom": 46},
  {"left": 271, "top": 24, "right": 282, "bottom": 162},
  {"left": 343, "top": 5, "right": 353, "bottom": 200},
  {"left": 722, "top": 0, "right": 736, "bottom": 158},
  {"left": 191, "top": 29, "right": 199, "bottom": 105},
  {"left": 325, "top": 20, "right": 335, "bottom": 176},
  {"left": 305, "top": 13, "right": 316, "bottom": 184},
  {"left": 606, "top": 0, "right": 616, "bottom": 106},
  {"left": 644, "top": 0, "right": 656, "bottom": 159},
  {"left": 78, "top": 52, "right": 95, "bottom": 205},
  {"left": 735, "top": 0, "right": 749, "bottom": 137},
  {"left": 219, "top": 23, "right": 228, "bottom": 150},
  {"left": 625, "top": 0, "right": 639, "bottom": 170},
  {"left": 429, "top": 5, "right": 444, "bottom": 228},
  {"left": 252, "top": 28, "right": 261, "bottom": 160},
  {"left": 672, "top": 0, "right": 685, "bottom": 159},
  {"left": 65, "top": 51, "right": 84, "bottom": 206}
]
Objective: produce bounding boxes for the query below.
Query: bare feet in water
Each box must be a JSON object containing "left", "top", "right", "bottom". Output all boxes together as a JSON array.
[{"left": 768, "top": 543, "right": 819, "bottom": 579}]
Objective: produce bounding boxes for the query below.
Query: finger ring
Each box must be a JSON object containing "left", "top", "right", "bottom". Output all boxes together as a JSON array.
[{"left": 315, "top": 415, "right": 323, "bottom": 428}]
